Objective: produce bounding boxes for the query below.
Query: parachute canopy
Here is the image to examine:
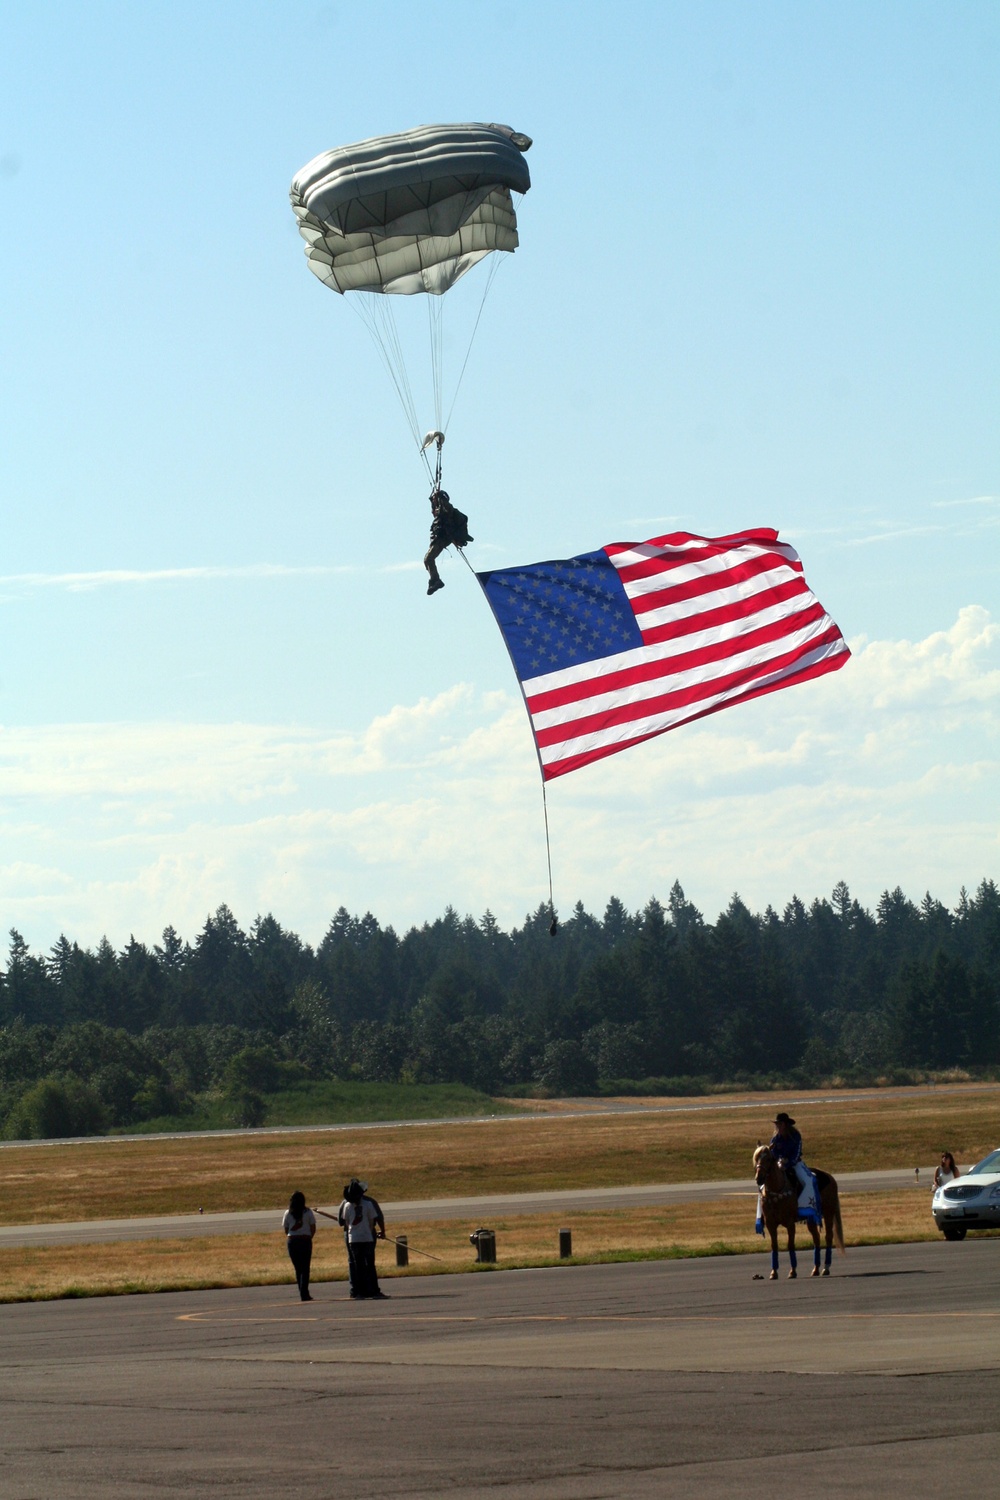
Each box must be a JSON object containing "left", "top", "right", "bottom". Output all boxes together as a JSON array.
[{"left": 290, "top": 122, "right": 532, "bottom": 296}]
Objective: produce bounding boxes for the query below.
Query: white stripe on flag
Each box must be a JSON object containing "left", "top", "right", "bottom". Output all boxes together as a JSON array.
[
  {"left": 613, "top": 540, "right": 802, "bottom": 601},
  {"left": 631, "top": 565, "right": 807, "bottom": 632},
  {"left": 522, "top": 588, "right": 828, "bottom": 703},
  {"left": 528, "top": 609, "right": 844, "bottom": 734},
  {"left": 536, "top": 636, "right": 849, "bottom": 770}
]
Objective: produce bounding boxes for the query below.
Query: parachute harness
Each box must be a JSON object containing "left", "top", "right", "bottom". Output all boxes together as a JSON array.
[{"left": 430, "top": 432, "right": 444, "bottom": 494}]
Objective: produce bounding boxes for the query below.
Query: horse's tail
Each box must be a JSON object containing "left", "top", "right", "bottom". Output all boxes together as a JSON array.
[
  {"left": 833, "top": 1191, "right": 845, "bottom": 1255},
  {"left": 816, "top": 1170, "right": 846, "bottom": 1255}
]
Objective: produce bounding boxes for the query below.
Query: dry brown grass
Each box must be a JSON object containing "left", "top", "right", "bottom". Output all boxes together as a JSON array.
[
  {"left": 2, "top": 1083, "right": 997, "bottom": 1227},
  {"left": 3, "top": 1188, "right": 981, "bottom": 1304}
]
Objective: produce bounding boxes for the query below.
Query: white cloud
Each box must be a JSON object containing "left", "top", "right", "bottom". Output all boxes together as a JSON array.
[
  {"left": 931, "top": 494, "right": 999, "bottom": 509},
  {"left": 791, "top": 496, "right": 1000, "bottom": 549},
  {"left": 845, "top": 608, "right": 1000, "bottom": 710},
  {"left": 620, "top": 515, "right": 687, "bottom": 532},
  {"left": 0, "top": 561, "right": 419, "bottom": 592},
  {"left": 0, "top": 608, "right": 997, "bottom": 950},
  {"left": 842, "top": 524, "right": 944, "bottom": 547}
]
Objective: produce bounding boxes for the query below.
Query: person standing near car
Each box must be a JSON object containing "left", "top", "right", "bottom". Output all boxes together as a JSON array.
[
  {"left": 934, "top": 1151, "right": 960, "bottom": 1189},
  {"left": 337, "top": 1178, "right": 387, "bottom": 1299}
]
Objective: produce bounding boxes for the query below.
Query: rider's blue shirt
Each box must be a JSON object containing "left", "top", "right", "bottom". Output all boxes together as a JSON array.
[{"left": 770, "top": 1127, "right": 803, "bottom": 1167}]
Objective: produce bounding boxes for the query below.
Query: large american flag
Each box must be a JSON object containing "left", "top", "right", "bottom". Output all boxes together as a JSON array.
[{"left": 477, "top": 529, "right": 850, "bottom": 781}]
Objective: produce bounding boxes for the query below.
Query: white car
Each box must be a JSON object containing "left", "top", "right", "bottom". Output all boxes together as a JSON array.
[{"left": 932, "top": 1147, "right": 1000, "bottom": 1240}]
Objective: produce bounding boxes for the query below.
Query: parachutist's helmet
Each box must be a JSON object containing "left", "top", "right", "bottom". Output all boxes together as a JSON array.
[{"left": 432, "top": 489, "right": 450, "bottom": 505}]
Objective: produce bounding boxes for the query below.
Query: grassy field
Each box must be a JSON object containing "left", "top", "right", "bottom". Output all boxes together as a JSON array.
[
  {"left": 2, "top": 1082, "right": 997, "bottom": 1227},
  {"left": 4, "top": 1188, "right": 990, "bottom": 1304}
]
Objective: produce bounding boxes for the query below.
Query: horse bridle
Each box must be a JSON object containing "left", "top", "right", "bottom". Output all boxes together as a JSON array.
[{"left": 755, "top": 1147, "right": 795, "bottom": 1199}]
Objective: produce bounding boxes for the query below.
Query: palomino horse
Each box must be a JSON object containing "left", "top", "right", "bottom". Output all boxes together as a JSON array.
[{"left": 753, "top": 1144, "right": 845, "bottom": 1280}]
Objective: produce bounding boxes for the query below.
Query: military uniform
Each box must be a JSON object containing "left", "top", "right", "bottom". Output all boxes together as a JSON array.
[{"left": 425, "top": 490, "right": 472, "bottom": 593}]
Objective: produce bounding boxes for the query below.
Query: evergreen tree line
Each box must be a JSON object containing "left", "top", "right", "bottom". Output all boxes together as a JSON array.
[{"left": 1, "top": 879, "right": 998, "bottom": 1137}]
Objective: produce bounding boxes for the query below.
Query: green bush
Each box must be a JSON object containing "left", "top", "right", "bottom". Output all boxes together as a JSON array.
[
  {"left": 223, "top": 1085, "right": 267, "bottom": 1128},
  {"left": 132, "top": 1075, "right": 187, "bottom": 1120},
  {"left": 223, "top": 1046, "right": 280, "bottom": 1095},
  {"left": 6, "top": 1076, "right": 107, "bottom": 1139},
  {"left": 535, "top": 1040, "right": 598, "bottom": 1097}
]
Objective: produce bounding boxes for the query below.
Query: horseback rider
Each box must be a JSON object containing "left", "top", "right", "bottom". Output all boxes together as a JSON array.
[
  {"left": 424, "top": 488, "right": 473, "bottom": 596},
  {"left": 770, "top": 1112, "right": 819, "bottom": 1220}
]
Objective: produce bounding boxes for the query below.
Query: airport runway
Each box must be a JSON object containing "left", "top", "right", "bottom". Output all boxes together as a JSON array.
[
  {"left": 0, "top": 1167, "right": 933, "bottom": 1247},
  {"left": 2, "top": 1239, "right": 998, "bottom": 1497}
]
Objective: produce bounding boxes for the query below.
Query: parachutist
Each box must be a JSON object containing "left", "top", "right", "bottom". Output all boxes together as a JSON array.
[{"left": 425, "top": 488, "right": 472, "bottom": 596}]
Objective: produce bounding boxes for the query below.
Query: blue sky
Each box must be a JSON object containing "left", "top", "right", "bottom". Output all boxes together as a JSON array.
[{"left": 1, "top": 1, "right": 997, "bottom": 950}]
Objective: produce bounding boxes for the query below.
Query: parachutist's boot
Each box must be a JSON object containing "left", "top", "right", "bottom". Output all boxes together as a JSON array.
[{"left": 427, "top": 577, "right": 445, "bottom": 595}]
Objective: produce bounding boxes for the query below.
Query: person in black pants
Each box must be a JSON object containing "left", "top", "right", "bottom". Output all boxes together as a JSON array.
[
  {"left": 337, "top": 1178, "right": 387, "bottom": 1299},
  {"left": 423, "top": 489, "right": 473, "bottom": 595},
  {"left": 282, "top": 1190, "right": 316, "bottom": 1301}
]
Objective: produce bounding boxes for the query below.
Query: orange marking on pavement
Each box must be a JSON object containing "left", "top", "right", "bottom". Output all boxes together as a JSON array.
[{"left": 177, "top": 1308, "right": 1000, "bottom": 1327}]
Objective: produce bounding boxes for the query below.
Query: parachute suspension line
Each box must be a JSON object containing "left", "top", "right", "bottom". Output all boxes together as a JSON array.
[
  {"left": 459, "top": 545, "right": 559, "bottom": 938},
  {"left": 443, "top": 252, "right": 505, "bottom": 435},
  {"left": 370, "top": 298, "right": 421, "bottom": 444},
  {"left": 349, "top": 297, "right": 418, "bottom": 443},
  {"left": 427, "top": 296, "right": 445, "bottom": 435},
  {"left": 349, "top": 296, "right": 434, "bottom": 481}
]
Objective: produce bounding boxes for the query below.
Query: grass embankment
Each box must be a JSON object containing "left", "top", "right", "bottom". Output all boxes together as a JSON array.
[
  {"left": 4, "top": 1190, "right": 987, "bottom": 1304},
  {"left": 2, "top": 1083, "right": 997, "bottom": 1301},
  {"left": 123, "top": 1081, "right": 508, "bottom": 1134}
]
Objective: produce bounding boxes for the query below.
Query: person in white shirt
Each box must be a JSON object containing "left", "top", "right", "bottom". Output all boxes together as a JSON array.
[
  {"left": 337, "top": 1178, "right": 387, "bottom": 1299},
  {"left": 933, "top": 1151, "right": 960, "bottom": 1189},
  {"left": 281, "top": 1190, "right": 317, "bottom": 1301}
]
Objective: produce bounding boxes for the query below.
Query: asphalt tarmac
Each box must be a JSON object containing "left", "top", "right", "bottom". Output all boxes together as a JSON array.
[{"left": 3, "top": 1239, "right": 999, "bottom": 1498}]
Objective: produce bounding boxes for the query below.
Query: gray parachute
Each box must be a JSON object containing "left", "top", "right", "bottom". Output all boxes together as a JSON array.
[{"left": 290, "top": 122, "right": 532, "bottom": 296}]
